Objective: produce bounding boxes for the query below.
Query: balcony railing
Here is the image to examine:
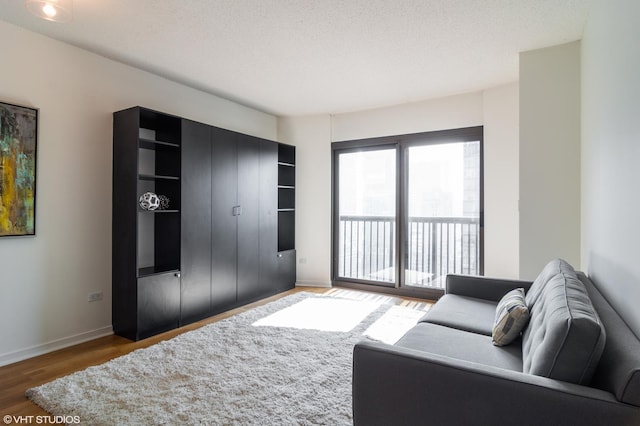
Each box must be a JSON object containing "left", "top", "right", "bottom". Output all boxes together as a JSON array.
[{"left": 337, "top": 215, "right": 481, "bottom": 288}]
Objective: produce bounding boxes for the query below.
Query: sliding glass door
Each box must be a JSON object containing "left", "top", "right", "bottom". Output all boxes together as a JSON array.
[
  {"left": 332, "top": 127, "right": 483, "bottom": 296},
  {"left": 405, "top": 141, "right": 481, "bottom": 288},
  {"left": 336, "top": 147, "right": 397, "bottom": 286}
]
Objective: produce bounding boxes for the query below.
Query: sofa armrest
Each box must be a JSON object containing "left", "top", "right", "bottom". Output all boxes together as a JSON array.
[
  {"left": 353, "top": 341, "right": 640, "bottom": 426},
  {"left": 445, "top": 274, "right": 533, "bottom": 301}
]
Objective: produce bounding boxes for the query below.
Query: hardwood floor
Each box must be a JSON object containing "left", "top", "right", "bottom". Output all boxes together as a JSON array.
[{"left": 0, "top": 286, "right": 433, "bottom": 418}]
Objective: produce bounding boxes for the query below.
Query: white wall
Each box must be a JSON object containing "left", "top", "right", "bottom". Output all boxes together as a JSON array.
[
  {"left": 331, "top": 92, "right": 483, "bottom": 142},
  {"left": 483, "top": 83, "right": 520, "bottom": 278},
  {"left": 278, "top": 115, "right": 332, "bottom": 287},
  {"left": 283, "top": 88, "right": 520, "bottom": 287},
  {"left": 0, "top": 21, "right": 277, "bottom": 366},
  {"left": 519, "top": 41, "right": 581, "bottom": 280},
  {"left": 581, "top": 0, "right": 640, "bottom": 336}
]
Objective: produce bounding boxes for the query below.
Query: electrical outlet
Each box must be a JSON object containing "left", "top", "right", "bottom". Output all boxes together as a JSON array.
[{"left": 88, "top": 291, "right": 103, "bottom": 302}]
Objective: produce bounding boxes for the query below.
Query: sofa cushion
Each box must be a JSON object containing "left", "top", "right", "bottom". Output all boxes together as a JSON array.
[
  {"left": 419, "top": 294, "right": 496, "bottom": 336},
  {"left": 396, "top": 322, "right": 523, "bottom": 372},
  {"left": 522, "top": 271, "right": 606, "bottom": 385},
  {"left": 492, "top": 288, "right": 529, "bottom": 346},
  {"left": 525, "top": 258, "right": 575, "bottom": 308}
]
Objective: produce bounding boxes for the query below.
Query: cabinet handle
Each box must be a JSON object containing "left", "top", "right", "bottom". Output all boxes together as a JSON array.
[
  {"left": 174, "top": 272, "right": 181, "bottom": 278},
  {"left": 277, "top": 253, "right": 283, "bottom": 258}
]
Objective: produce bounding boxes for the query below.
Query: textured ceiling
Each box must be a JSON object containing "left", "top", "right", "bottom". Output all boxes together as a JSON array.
[{"left": 0, "top": 0, "right": 591, "bottom": 116}]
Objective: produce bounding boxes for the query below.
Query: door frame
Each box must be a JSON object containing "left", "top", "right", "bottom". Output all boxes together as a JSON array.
[
  {"left": 332, "top": 141, "right": 400, "bottom": 289},
  {"left": 331, "top": 126, "right": 484, "bottom": 300}
]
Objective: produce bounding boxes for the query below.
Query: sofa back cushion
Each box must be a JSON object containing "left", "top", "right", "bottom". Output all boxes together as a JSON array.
[
  {"left": 522, "top": 271, "right": 606, "bottom": 385},
  {"left": 525, "top": 258, "right": 575, "bottom": 308}
]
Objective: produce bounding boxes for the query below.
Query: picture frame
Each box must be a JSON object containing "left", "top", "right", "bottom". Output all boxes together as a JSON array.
[{"left": 0, "top": 101, "right": 38, "bottom": 237}]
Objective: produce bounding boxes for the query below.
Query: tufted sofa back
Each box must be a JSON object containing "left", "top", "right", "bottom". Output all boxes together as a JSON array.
[
  {"left": 525, "top": 258, "right": 576, "bottom": 307},
  {"left": 522, "top": 266, "right": 606, "bottom": 385}
]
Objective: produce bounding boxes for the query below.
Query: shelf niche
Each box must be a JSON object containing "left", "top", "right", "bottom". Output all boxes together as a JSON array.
[
  {"left": 277, "top": 144, "right": 295, "bottom": 252},
  {"left": 136, "top": 110, "right": 181, "bottom": 280}
]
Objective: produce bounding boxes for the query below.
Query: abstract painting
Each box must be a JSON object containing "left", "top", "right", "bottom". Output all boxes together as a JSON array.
[{"left": 0, "top": 101, "right": 37, "bottom": 236}]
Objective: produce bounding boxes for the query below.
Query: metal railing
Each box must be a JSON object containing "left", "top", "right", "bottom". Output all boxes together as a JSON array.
[
  {"left": 338, "top": 215, "right": 396, "bottom": 283},
  {"left": 337, "top": 215, "right": 481, "bottom": 287}
]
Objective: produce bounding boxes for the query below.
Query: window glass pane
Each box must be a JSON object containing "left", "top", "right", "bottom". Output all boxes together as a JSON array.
[
  {"left": 405, "top": 141, "right": 481, "bottom": 288},
  {"left": 337, "top": 149, "right": 396, "bottom": 283}
]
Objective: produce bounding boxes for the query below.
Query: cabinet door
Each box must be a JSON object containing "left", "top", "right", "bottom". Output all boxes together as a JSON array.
[
  {"left": 259, "top": 140, "right": 279, "bottom": 294},
  {"left": 138, "top": 273, "right": 181, "bottom": 339},
  {"left": 275, "top": 249, "right": 297, "bottom": 291},
  {"left": 237, "top": 135, "right": 262, "bottom": 302},
  {"left": 180, "top": 120, "right": 212, "bottom": 324},
  {"left": 211, "top": 127, "right": 239, "bottom": 312}
]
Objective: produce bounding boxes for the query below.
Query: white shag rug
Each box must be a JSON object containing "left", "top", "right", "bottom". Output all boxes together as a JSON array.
[{"left": 27, "top": 292, "right": 428, "bottom": 425}]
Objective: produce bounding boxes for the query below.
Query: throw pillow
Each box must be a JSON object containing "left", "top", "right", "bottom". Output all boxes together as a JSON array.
[{"left": 492, "top": 288, "right": 529, "bottom": 346}]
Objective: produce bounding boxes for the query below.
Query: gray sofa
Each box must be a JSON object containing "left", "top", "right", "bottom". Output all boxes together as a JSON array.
[{"left": 353, "top": 259, "right": 640, "bottom": 425}]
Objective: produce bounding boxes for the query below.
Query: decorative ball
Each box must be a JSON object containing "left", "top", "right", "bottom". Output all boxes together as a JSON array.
[
  {"left": 158, "top": 195, "right": 170, "bottom": 210},
  {"left": 139, "top": 192, "right": 160, "bottom": 211}
]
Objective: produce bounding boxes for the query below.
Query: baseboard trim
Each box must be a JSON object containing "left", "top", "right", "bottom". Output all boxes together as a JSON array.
[{"left": 0, "top": 326, "right": 114, "bottom": 367}]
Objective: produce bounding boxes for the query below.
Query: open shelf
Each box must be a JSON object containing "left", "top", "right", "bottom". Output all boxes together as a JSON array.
[
  {"left": 139, "top": 109, "right": 181, "bottom": 145},
  {"left": 138, "top": 266, "right": 180, "bottom": 278},
  {"left": 138, "top": 174, "right": 180, "bottom": 181},
  {"left": 278, "top": 165, "right": 295, "bottom": 188},
  {"left": 138, "top": 209, "right": 180, "bottom": 213},
  {"left": 139, "top": 138, "right": 180, "bottom": 150},
  {"left": 278, "top": 186, "right": 295, "bottom": 210},
  {"left": 277, "top": 143, "right": 295, "bottom": 252},
  {"left": 135, "top": 108, "right": 182, "bottom": 289},
  {"left": 138, "top": 113, "right": 182, "bottom": 222},
  {"left": 278, "top": 144, "right": 295, "bottom": 165}
]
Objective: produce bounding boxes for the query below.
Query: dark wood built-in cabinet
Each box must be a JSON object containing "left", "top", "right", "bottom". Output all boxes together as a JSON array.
[
  {"left": 180, "top": 120, "right": 213, "bottom": 325},
  {"left": 113, "top": 107, "right": 295, "bottom": 340}
]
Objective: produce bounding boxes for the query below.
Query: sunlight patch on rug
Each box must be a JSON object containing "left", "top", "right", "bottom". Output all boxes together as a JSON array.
[
  {"left": 364, "top": 305, "right": 427, "bottom": 344},
  {"left": 252, "top": 298, "right": 381, "bottom": 332}
]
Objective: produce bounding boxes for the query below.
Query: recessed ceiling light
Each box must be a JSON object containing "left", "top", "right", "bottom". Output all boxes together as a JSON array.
[{"left": 24, "top": 0, "right": 73, "bottom": 23}]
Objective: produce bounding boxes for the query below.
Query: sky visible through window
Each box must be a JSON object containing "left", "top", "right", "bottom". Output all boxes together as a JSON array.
[
  {"left": 339, "top": 142, "right": 479, "bottom": 219},
  {"left": 339, "top": 149, "right": 396, "bottom": 217}
]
